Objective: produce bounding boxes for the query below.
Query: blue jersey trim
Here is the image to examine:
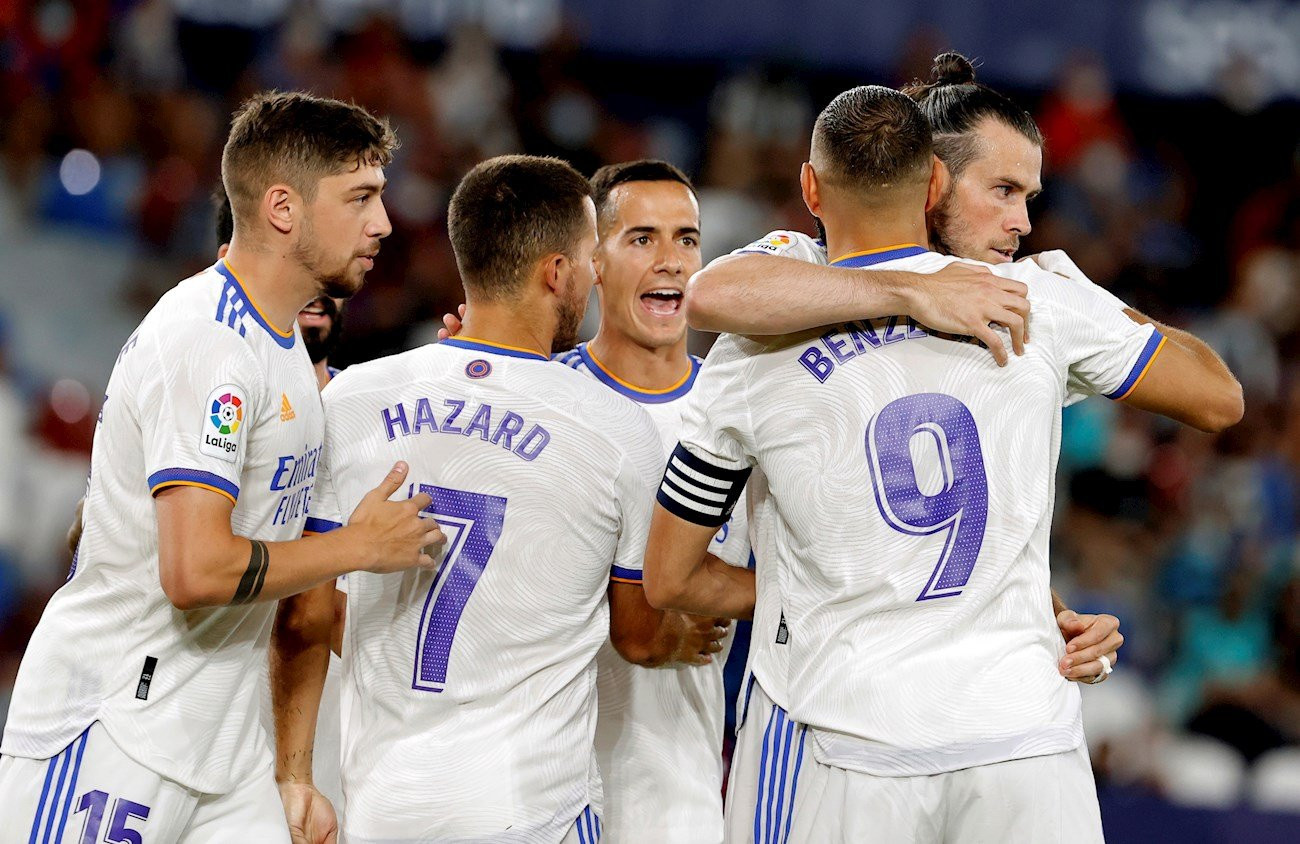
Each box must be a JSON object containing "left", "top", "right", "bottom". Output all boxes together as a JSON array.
[
  {"left": 214, "top": 261, "right": 296, "bottom": 349},
  {"left": 610, "top": 564, "right": 643, "bottom": 583},
  {"left": 1105, "top": 330, "right": 1167, "bottom": 400},
  {"left": 440, "top": 337, "right": 549, "bottom": 361},
  {"left": 304, "top": 517, "right": 343, "bottom": 534},
  {"left": 575, "top": 343, "right": 700, "bottom": 404},
  {"left": 829, "top": 245, "right": 929, "bottom": 268},
  {"left": 148, "top": 468, "right": 240, "bottom": 502}
]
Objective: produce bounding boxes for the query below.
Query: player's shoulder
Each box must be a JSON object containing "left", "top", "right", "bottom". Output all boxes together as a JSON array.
[
  {"left": 132, "top": 267, "right": 264, "bottom": 362},
  {"left": 322, "top": 346, "right": 429, "bottom": 403},
  {"left": 547, "top": 364, "right": 661, "bottom": 453},
  {"left": 552, "top": 344, "right": 586, "bottom": 370},
  {"left": 731, "top": 229, "right": 827, "bottom": 263}
]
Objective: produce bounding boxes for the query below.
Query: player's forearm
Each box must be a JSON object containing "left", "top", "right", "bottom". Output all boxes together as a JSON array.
[
  {"left": 1124, "top": 309, "right": 1244, "bottom": 431},
  {"left": 645, "top": 555, "right": 755, "bottom": 620},
  {"left": 1051, "top": 588, "right": 1068, "bottom": 618},
  {"left": 160, "top": 527, "right": 373, "bottom": 610},
  {"left": 686, "top": 255, "right": 912, "bottom": 335},
  {"left": 271, "top": 582, "right": 335, "bottom": 783}
]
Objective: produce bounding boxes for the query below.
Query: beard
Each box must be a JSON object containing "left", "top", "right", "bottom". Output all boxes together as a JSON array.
[
  {"left": 551, "top": 280, "right": 588, "bottom": 355},
  {"left": 292, "top": 215, "right": 365, "bottom": 298},
  {"left": 301, "top": 298, "right": 345, "bottom": 364},
  {"left": 928, "top": 186, "right": 961, "bottom": 258}
]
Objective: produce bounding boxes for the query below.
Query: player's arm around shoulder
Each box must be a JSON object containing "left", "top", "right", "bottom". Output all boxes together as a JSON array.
[
  {"left": 685, "top": 233, "right": 1030, "bottom": 364},
  {"left": 1025, "top": 252, "right": 1244, "bottom": 433}
]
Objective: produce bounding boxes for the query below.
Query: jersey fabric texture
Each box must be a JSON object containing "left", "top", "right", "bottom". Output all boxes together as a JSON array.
[
  {"left": 0, "top": 721, "right": 291, "bottom": 843},
  {"left": 1, "top": 260, "right": 323, "bottom": 795},
  {"left": 556, "top": 342, "right": 749, "bottom": 844},
  {"left": 668, "top": 247, "right": 1163, "bottom": 778},
  {"left": 305, "top": 338, "right": 662, "bottom": 843}
]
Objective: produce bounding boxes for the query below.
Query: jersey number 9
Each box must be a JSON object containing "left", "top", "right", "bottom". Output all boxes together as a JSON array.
[{"left": 866, "top": 393, "right": 988, "bottom": 601}]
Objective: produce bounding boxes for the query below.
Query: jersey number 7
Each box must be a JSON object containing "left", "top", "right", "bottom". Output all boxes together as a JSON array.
[
  {"left": 865, "top": 393, "right": 988, "bottom": 601},
  {"left": 410, "top": 484, "right": 508, "bottom": 693}
]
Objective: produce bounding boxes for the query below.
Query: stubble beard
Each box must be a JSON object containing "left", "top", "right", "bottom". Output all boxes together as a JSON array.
[{"left": 552, "top": 282, "right": 588, "bottom": 355}]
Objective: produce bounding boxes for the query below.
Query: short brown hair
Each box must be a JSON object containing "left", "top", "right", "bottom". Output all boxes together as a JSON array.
[
  {"left": 812, "top": 85, "right": 933, "bottom": 199},
  {"left": 221, "top": 91, "right": 397, "bottom": 233},
  {"left": 590, "top": 159, "right": 694, "bottom": 232},
  {"left": 447, "top": 155, "right": 593, "bottom": 299}
]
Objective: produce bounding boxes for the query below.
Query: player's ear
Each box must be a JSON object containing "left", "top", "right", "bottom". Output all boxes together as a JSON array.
[
  {"left": 541, "top": 252, "right": 568, "bottom": 296},
  {"left": 800, "top": 162, "right": 820, "bottom": 218},
  {"left": 925, "top": 155, "right": 950, "bottom": 213},
  {"left": 265, "top": 184, "right": 295, "bottom": 235}
]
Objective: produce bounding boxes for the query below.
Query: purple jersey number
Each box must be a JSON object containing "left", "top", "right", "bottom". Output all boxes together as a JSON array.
[
  {"left": 865, "top": 393, "right": 988, "bottom": 601},
  {"left": 411, "top": 484, "right": 508, "bottom": 693},
  {"left": 75, "top": 790, "right": 150, "bottom": 844}
]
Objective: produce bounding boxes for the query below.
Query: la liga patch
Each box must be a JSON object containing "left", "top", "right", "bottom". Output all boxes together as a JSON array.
[{"left": 201, "top": 384, "right": 246, "bottom": 462}]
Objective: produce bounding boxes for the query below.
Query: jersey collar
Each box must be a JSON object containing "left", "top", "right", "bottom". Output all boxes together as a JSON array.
[
  {"left": 577, "top": 343, "right": 700, "bottom": 404},
  {"left": 214, "top": 260, "right": 296, "bottom": 349},
  {"left": 441, "top": 336, "right": 550, "bottom": 361},
  {"left": 829, "top": 244, "right": 928, "bottom": 268}
]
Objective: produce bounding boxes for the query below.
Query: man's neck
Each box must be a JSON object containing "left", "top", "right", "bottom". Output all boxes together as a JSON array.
[
  {"left": 821, "top": 213, "right": 929, "bottom": 266},
  {"left": 457, "top": 301, "right": 553, "bottom": 358},
  {"left": 587, "top": 328, "right": 690, "bottom": 391},
  {"left": 314, "top": 359, "right": 332, "bottom": 391},
  {"left": 224, "top": 240, "right": 318, "bottom": 332}
]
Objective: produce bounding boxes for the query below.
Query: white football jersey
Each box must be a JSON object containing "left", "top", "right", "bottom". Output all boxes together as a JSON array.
[
  {"left": 307, "top": 337, "right": 663, "bottom": 842},
  {"left": 1, "top": 260, "right": 324, "bottom": 793},
  {"left": 555, "top": 342, "right": 749, "bottom": 843},
  {"left": 722, "top": 231, "right": 826, "bottom": 718},
  {"left": 667, "top": 246, "right": 1166, "bottom": 777}
]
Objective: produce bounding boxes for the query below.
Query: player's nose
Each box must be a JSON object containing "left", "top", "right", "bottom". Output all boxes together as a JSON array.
[
  {"left": 1007, "top": 203, "right": 1031, "bottom": 236},
  {"left": 369, "top": 199, "right": 394, "bottom": 239}
]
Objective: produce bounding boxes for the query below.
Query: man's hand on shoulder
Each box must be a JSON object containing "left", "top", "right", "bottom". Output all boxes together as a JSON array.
[{"left": 908, "top": 262, "right": 1030, "bottom": 366}]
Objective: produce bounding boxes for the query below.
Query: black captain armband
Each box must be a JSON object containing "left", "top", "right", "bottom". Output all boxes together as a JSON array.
[{"left": 657, "top": 444, "right": 751, "bottom": 527}]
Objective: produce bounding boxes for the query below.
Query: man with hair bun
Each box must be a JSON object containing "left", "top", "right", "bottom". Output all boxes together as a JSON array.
[
  {"left": 645, "top": 84, "right": 1242, "bottom": 840},
  {"left": 687, "top": 57, "right": 1234, "bottom": 836},
  {"left": 0, "top": 91, "right": 442, "bottom": 840}
]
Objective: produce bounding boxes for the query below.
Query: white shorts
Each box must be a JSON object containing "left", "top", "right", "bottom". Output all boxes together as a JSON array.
[
  {"left": 724, "top": 678, "right": 810, "bottom": 844},
  {"left": 787, "top": 739, "right": 1103, "bottom": 843},
  {"left": 0, "top": 721, "right": 290, "bottom": 844},
  {"left": 340, "top": 804, "right": 602, "bottom": 844}
]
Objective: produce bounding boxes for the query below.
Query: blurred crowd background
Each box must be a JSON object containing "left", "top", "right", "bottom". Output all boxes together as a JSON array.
[{"left": 1, "top": 0, "right": 1298, "bottom": 839}]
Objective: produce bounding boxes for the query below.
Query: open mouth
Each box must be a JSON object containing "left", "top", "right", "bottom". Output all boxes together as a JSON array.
[
  {"left": 990, "top": 247, "right": 1017, "bottom": 263},
  {"left": 298, "top": 298, "right": 335, "bottom": 326},
  {"left": 640, "top": 288, "right": 683, "bottom": 317}
]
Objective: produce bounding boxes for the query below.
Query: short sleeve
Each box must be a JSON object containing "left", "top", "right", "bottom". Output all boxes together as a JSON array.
[
  {"left": 656, "top": 336, "right": 756, "bottom": 527},
  {"left": 305, "top": 387, "right": 347, "bottom": 535},
  {"left": 729, "top": 230, "right": 828, "bottom": 264},
  {"left": 1032, "top": 265, "right": 1165, "bottom": 405},
  {"left": 304, "top": 453, "right": 343, "bottom": 535},
  {"left": 608, "top": 409, "right": 666, "bottom": 585},
  {"left": 1028, "top": 250, "right": 1131, "bottom": 313},
  {"left": 141, "top": 320, "right": 264, "bottom": 505}
]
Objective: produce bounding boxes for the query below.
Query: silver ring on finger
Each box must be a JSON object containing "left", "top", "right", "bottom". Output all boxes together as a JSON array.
[{"left": 1087, "top": 653, "right": 1114, "bottom": 685}]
